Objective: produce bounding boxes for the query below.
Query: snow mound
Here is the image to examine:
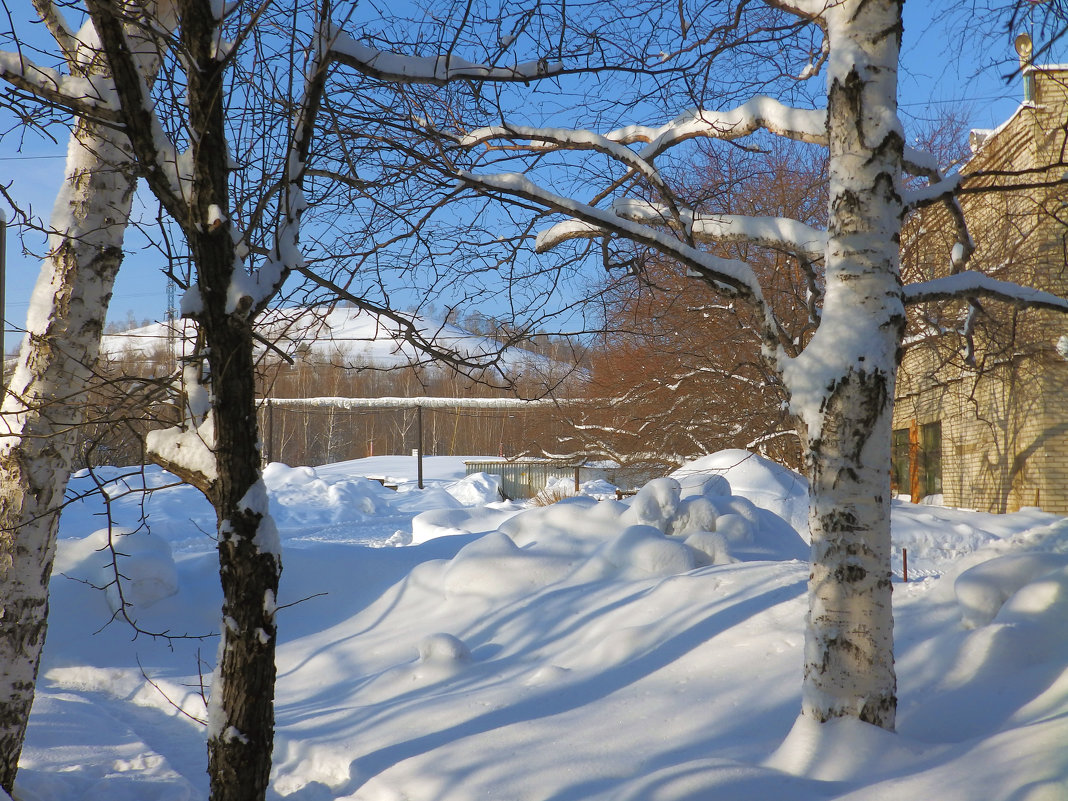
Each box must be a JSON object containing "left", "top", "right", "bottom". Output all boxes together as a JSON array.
[
  {"left": 621, "top": 477, "right": 683, "bottom": 530},
  {"left": 766, "top": 714, "right": 926, "bottom": 781},
  {"left": 501, "top": 495, "right": 625, "bottom": 553},
  {"left": 410, "top": 504, "right": 523, "bottom": 545},
  {"left": 949, "top": 562, "right": 1068, "bottom": 679},
  {"left": 602, "top": 524, "right": 697, "bottom": 577},
  {"left": 263, "top": 462, "right": 393, "bottom": 530},
  {"left": 442, "top": 531, "right": 577, "bottom": 597},
  {"left": 683, "top": 531, "right": 732, "bottom": 566},
  {"left": 673, "top": 450, "right": 809, "bottom": 537},
  {"left": 55, "top": 527, "right": 179, "bottom": 613},
  {"left": 495, "top": 465, "right": 807, "bottom": 567},
  {"left": 415, "top": 461, "right": 807, "bottom": 606},
  {"left": 954, "top": 552, "right": 1068, "bottom": 628},
  {"left": 445, "top": 472, "right": 504, "bottom": 505},
  {"left": 418, "top": 633, "right": 471, "bottom": 664},
  {"left": 666, "top": 495, "right": 720, "bottom": 537}
]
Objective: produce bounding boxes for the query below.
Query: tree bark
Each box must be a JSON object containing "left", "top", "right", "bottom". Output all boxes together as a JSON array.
[
  {"left": 203, "top": 305, "right": 280, "bottom": 801},
  {"left": 176, "top": 6, "right": 283, "bottom": 798},
  {"left": 0, "top": 118, "right": 135, "bottom": 790},
  {"left": 200, "top": 236, "right": 281, "bottom": 801},
  {"left": 798, "top": 0, "right": 904, "bottom": 730}
]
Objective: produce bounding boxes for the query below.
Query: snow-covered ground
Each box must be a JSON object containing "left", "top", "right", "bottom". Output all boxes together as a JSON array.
[{"left": 15, "top": 450, "right": 1068, "bottom": 801}]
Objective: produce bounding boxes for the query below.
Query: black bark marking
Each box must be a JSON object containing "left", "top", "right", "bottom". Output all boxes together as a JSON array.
[{"left": 834, "top": 563, "right": 868, "bottom": 583}]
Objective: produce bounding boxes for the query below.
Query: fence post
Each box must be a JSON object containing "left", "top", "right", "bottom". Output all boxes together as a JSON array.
[
  {"left": 265, "top": 398, "right": 274, "bottom": 465},
  {"left": 417, "top": 405, "right": 424, "bottom": 489}
]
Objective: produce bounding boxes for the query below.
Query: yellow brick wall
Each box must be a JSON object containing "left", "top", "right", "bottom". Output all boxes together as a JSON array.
[{"left": 894, "top": 65, "right": 1068, "bottom": 514}]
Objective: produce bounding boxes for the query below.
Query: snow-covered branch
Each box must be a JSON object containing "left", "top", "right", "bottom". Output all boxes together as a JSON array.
[
  {"left": 765, "top": 0, "right": 831, "bottom": 18},
  {"left": 902, "top": 145, "right": 941, "bottom": 177},
  {"left": 144, "top": 415, "right": 218, "bottom": 497},
  {"left": 462, "top": 124, "right": 675, "bottom": 202},
  {"left": 458, "top": 171, "right": 763, "bottom": 299},
  {"left": 611, "top": 199, "right": 826, "bottom": 259},
  {"left": 462, "top": 102, "right": 827, "bottom": 172},
  {"left": 605, "top": 98, "right": 827, "bottom": 160},
  {"left": 82, "top": 0, "right": 187, "bottom": 224},
  {"left": 901, "top": 149, "right": 975, "bottom": 272},
  {"left": 244, "top": 15, "right": 332, "bottom": 317},
  {"left": 29, "top": 0, "right": 80, "bottom": 65},
  {"left": 328, "top": 27, "right": 562, "bottom": 85},
  {"left": 902, "top": 172, "right": 962, "bottom": 210},
  {"left": 904, "top": 271, "right": 1068, "bottom": 312},
  {"left": 0, "top": 51, "right": 121, "bottom": 123}
]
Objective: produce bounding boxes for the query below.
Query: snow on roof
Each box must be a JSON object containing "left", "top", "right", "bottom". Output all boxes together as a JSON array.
[{"left": 99, "top": 305, "right": 566, "bottom": 377}]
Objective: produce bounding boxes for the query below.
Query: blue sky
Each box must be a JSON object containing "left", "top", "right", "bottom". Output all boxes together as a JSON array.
[{"left": 0, "top": 3, "right": 1061, "bottom": 347}]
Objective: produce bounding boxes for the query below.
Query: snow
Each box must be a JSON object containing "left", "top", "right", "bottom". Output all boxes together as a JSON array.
[
  {"left": 0, "top": 51, "right": 118, "bottom": 112},
  {"left": 610, "top": 200, "right": 827, "bottom": 258},
  {"left": 605, "top": 98, "right": 828, "bottom": 157},
  {"left": 954, "top": 553, "right": 1068, "bottom": 629},
  {"left": 903, "top": 172, "right": 961, "bottom": 206},
  {"left": 904, "top": 270, "right": 1068, "bottom": 311},
  {"left": 55, "top": 526, "right": 179, "bottom": 615},
  {"left": 328, "top": 28, "right": 562, "bottom": 84},
  {"left": 144, "top": 414, "right": 218, "bottom": 482},
  {"left": 462, "top": 125, "right": 668, "bottom": 189},
  {"left": 100, "top": 305, "right": 561, "bottom": 377},
  {"left": 19, "top": 450, "right": 1068, "bottom": 800}
]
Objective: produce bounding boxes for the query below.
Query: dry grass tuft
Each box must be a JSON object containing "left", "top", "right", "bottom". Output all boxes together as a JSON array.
[{"left": 530, "top": 485, "right": 575, "bottom": 506}]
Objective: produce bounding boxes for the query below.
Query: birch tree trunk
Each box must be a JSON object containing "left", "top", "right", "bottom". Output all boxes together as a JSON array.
[
  {"left": 796, "top": 0, "right": 904, "bottom": 729},
  {"left": 0, "top": 119, "right": 135, "bottom": 790}
]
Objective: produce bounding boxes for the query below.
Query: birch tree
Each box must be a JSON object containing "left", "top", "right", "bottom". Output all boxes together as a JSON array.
[
  {"left": 450, "top": 0, "right": 1068, "bottom": 730},
  {"left": 4, "top": 1, "right": 575, "bottom": 797},
  {"left": 0, "top": 2, "right": 173, "bottom": 787},
  {"left": 0, "top": 1, "right": 332, "bottom": 795},
  {"left": 0, "top": 107, "right": 134, "bottom": 800}
]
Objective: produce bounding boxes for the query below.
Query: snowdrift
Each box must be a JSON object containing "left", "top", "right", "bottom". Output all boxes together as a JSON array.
[{"left": 18, "top": 452, "right": 1068, "bottom": 801}]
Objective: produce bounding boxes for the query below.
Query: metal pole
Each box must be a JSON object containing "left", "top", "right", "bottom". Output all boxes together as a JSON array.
[
  {"left": 265, "top": 398, "right": 274, "bottom": 465},
  {"left": 417, "top": 405, "right": 424, "bottom": 489}
]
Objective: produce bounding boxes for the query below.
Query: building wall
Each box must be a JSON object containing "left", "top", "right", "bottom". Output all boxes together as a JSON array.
[{"left": 893, "top": 64, "right": 1068, "bottom": 514}]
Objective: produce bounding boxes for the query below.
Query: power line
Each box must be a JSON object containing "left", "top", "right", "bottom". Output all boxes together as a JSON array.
[{"left": 0, "top": 154, "right": 64, "bottom": 161}]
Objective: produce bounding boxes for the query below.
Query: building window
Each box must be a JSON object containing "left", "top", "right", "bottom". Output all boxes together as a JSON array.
[
  {"left": 919, "top": 421, "right": 942, "bottom": 498},
  {"left": 891, "top": 420, "right": 943, "bottom": 501},
  {"left": 891, "top": 428, "right": 910, "bottom": 494}
]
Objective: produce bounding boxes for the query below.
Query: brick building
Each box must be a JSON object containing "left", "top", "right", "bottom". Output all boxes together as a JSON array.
[{"left": 893, "top": 40, "right": 1068, "bottom": 514}]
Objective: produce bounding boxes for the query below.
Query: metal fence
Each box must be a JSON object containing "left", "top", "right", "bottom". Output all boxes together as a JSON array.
[{"left": 464, "top": 460, "right": 589, "bottom": 499}]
